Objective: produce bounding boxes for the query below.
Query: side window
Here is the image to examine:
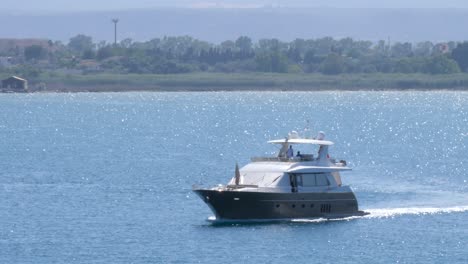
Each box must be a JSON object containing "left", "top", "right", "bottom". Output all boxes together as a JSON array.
[
  {"left": 315, "top": 174, "right": 329, "bottom": 186},
  {"left": 295, "top": 173, "right": 330, "bottom": 187},
  {"left": 295, "top": 175, "right": 303, "bottom": 186},
  {"left": 301, "top": 174, "right": 316, "bottom": 187}
]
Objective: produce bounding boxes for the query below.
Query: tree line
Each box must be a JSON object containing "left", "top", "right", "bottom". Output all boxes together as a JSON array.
[{"left": 5, "top": 35, "right": 468, "bottom": 77}]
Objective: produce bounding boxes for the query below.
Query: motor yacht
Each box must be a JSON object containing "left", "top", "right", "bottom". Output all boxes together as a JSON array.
[{"left": 193, "top": 131, "right": 368, "bottom": 221}]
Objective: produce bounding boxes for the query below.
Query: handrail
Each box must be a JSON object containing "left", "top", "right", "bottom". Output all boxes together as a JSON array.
[
  {"left": 251, "top": 156, "right": 348, "bottom": 167},
  {"left": 251, "top": 155, "right": 315, "bottom": 162},
  {"left": 226, "top": 184, "right": 259, "bottom": 189}
]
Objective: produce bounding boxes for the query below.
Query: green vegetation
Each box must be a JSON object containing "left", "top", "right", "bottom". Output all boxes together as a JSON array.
[
  {"left": 2, "top": 35, "right": 468, "bottom": 91},
  {"left": 0, "top": 72, "right": 465, "bottom": 92}
]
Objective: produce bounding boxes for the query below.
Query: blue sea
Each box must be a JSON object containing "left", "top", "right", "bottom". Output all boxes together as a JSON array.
[{"left": 0, "top": 91, "right": 467, "bottom": 263}]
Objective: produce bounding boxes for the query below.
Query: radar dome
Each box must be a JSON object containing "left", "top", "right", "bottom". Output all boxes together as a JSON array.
[
  {"left": 317, "top": 131, "right": 325, "bottom": 140},
  {"left": 288, "top": 131, "right": 300, "bottom": 139}
]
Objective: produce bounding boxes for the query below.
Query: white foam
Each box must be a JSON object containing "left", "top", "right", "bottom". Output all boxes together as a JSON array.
[
  {"left": 364, "top": 205, "right": 468, "bottom": 218},
  {"left": 293, "top": 205, "right": 468, "bottom": 223},
  {"left": 207, "top": 205, "right": 468, "bottom": 224}
]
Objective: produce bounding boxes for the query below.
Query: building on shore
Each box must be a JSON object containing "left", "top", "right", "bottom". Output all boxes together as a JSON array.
[{"left": 1, "top": 76, "right": 28, "bottom": 92}]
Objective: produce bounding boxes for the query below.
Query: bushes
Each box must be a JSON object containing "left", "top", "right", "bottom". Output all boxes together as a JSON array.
[{"left": 19, "top": 35, "right": 468, "bottom": 76}]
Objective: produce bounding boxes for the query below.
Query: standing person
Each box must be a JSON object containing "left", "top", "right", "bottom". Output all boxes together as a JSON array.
[{"left": 287, "top": 145, "right": 294, "bottom": 158}]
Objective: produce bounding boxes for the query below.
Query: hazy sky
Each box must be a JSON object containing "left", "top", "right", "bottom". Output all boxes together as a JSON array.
[{"left": 4, "top": 0, "right": 468, "bottom": 12}]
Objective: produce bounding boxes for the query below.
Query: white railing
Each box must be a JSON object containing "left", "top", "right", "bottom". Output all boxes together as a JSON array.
[
  {"left": 251, "top": 156, "right": 347, "bottom": 166},
  {"left": 251, "top": 154, "right": 315, "bottom": 162}
]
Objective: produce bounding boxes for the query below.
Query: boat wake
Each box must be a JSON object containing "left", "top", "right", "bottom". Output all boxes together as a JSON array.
[
  {"left": 207, "top": 205, "right": 468, "bottom": 225},
  {"left": 292, "top": 205, "right": 468, "bottom": 223},
  {"left": 365, "top": 205, "right": 468, "bottom": 218}
]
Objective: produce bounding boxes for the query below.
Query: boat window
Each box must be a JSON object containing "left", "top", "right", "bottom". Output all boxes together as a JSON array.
[
  {"left": 301, "top": 174, "right": 316, "bottom": 187},
  {"left": 315, "top": 174, "right": 329, "bottom": 186},
  {"left": 295, "top": 175, "right": 303, "bottom": 186},
  {"left": 294, "top": 173, "right": 330, "bottom": 187}
]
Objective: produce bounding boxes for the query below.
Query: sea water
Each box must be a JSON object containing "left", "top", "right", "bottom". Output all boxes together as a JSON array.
[{"left": 0, "top": 91, "right": 467, "bottom": 263}]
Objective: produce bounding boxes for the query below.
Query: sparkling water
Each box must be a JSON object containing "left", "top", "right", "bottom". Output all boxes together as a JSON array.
[{"left": 0, "top": 92, "right": 467, "bottom": 263}]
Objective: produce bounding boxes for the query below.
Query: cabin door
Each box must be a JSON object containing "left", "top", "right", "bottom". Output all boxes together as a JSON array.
[{"left": 289, "top": 174, "right": 298, "bottom": 193}]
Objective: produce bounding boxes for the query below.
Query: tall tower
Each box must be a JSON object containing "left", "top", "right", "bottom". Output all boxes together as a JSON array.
[{"left": 112, "top": 18, "right": 119, "bottom": 45}]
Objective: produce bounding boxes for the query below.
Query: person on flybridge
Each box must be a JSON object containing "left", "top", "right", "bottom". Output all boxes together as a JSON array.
[
  {"left": 287, "top": 145, "right": 294, "bottom": 158},
  {"left": 277, "top": 130, "right": 326, "bottom": 159}
]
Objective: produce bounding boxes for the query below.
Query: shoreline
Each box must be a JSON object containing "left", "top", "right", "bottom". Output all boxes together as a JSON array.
[
  {"left": 37, "top": 84, "right": 468, "bottom": 93},
  {"left": 3, "top": 72, "right": 468, "bottom": 93}
]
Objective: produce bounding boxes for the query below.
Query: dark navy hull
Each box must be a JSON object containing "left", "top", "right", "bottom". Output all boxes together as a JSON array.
[{"left": 194, "top": 189, "right": 367, "bottom": 220}]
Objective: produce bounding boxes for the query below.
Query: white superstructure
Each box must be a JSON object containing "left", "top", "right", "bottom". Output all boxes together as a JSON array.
[{"left": 225, "top": 131, "right": 351, "bottom": 193}]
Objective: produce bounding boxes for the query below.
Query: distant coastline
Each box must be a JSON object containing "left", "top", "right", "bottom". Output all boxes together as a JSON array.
[
  {"left": 2, "top": 35, "right": 468, "bottom": 93},
  {"left": 5, "top": 72, "right": 468, "bottom": 93}
]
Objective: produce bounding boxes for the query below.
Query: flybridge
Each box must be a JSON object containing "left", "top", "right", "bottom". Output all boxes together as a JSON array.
[
  {"left": 268, "top": 130, "right": 333, "bottom": 145},
  {"left": 270, "top": 131, "right": 334, "bottom": 161},
  {"left": 267, "top": 138, "right": 334, "bottom": 146}
]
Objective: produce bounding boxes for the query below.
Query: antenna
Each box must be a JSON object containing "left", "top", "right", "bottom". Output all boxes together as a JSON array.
[
  {"left": 112, "top": 18, "right": 119, "bottom": 45},
  {"left": 304, "top": 119, "right": 311, "bottom": 139},
  {"left": 387, "top": 36, "right": 391, "bottom": 56}
]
